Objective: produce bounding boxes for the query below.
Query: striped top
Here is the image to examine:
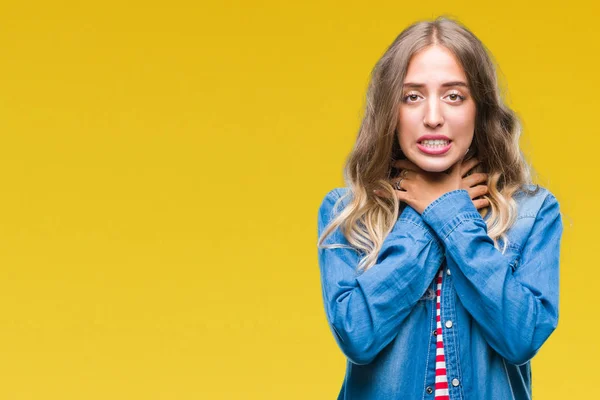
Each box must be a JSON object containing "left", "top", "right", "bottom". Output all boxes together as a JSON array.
[{"left": 434, "top": 267, "right": 450, "bottom": 400}]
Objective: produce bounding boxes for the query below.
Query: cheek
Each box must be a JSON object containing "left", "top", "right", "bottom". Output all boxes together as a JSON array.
[
  {"left": 397, "top": 109, "right": 424, "bottom": 154},
  {"left": 449, "top": 108, "right": 476, "bottom": 136},
  {"left": 397, "top": 109, "right": 420, "bottom": 136}
]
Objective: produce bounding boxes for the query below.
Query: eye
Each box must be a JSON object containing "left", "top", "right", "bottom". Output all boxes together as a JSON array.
[
  {"left": 403, "top": 91, "right": 467, "bottom": 104},
  {"left": 446, "top": 92, "right": 466, "bottom": 102},
  {"left": 402, "top": 93, "right": 421, "bottom": 103}
]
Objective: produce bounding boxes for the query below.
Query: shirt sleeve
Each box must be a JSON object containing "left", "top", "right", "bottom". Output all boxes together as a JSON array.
[
  {"left": 317, "top": 188, "right": 445, "bottom": 365},
  {"left": 420, "top": 189, "right": 563, "bottom": 366}
]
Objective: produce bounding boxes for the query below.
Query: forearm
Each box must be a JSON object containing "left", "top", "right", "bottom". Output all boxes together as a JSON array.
[
  {"left": 318, "top": 191, "right": 444, "bottom": 365},
  {"left": 421, "top": 190, "right": 562, "bottom": 365}
]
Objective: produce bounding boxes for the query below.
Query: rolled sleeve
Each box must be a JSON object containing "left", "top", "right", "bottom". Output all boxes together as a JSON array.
[
  {"left": 317, "top": 188, "right": 445, "bottom": 365},
  {"left": 420, "top": 188, "right": 562, "bottom": 365},
  {"left": 421, "top": 189, "right": 482, "bottom": 239}
]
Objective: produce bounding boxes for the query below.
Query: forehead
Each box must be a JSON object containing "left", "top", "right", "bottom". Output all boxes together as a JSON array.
[{"left": 404, "top": 45, "right": 467, "bottom": 83}]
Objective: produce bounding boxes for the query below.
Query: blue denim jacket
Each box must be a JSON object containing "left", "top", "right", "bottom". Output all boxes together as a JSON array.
[{"left": 317, "top": 186, "right": 562, "bottom": 400}]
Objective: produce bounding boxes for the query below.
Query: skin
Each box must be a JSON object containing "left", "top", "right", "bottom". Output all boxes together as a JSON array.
[{"left": 374, "top": 45, "right": 490, "bottom": 214}]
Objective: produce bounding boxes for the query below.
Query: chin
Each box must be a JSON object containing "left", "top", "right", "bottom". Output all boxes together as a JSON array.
[
  {"left": 416, "top": 162, "right": 453, "bottom": 173},
  {"left": 408, "top": 154, "right": 461, "bottom": 173}
]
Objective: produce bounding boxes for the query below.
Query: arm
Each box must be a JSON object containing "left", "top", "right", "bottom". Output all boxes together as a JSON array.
[
  {"left": 420, "top": 189, "right": 563, "bottom": 366},
  {"left": 317, "top": 188, "right": 445, "bottom": 365}
]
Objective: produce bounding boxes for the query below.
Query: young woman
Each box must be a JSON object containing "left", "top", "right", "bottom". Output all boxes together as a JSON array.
[{"left": 316, "top": 17, "right": 563, "bottom": 400}]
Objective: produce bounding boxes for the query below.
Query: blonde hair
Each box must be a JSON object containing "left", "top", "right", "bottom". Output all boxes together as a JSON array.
[{"left": 318, "top": 16, "right": 539, "bottom": 272}]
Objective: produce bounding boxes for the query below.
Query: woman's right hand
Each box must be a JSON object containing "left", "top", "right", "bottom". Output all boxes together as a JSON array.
[{"left": 459, "top": 157, "right": 489, "bottom": 210}]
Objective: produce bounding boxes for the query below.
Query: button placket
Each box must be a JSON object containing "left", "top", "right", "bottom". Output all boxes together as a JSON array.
[
  {"left": 439, "top": 261, "right": 464, "bottom": 399},
  {"left": 424, "top": 279, "right": 439, "bottom": 397}
]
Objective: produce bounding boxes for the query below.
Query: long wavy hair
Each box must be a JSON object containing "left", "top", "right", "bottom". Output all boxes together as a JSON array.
[{"left": 318, "top": 16, "right": 539, "bottom": 272}]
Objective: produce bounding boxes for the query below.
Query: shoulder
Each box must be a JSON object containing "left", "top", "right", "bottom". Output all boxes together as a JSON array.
[
  {"left": 484, "top": 184, "right": 561, "bottom": 254},
  {"left": 317, "top": 188, "right": 354, "bottom": 245},
  {"left": 319, "top": 187, "right": 353, "bottom": 207},
  {"left": 324, "top": 187, "right": 350, "bottom": 201},
  {"left": 513, "top": 184, "right": 560, "bottom": 220},
  {"left": 317, "top": 187, "right": 357, "bottom": 237},
  {"left": 318, "top": 187, "right": 350, "bottom": 221}
]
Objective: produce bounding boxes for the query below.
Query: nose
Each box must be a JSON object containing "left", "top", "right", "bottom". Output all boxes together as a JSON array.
[{"left": 423, "top": 98, "right": 444, "bottom": 128}]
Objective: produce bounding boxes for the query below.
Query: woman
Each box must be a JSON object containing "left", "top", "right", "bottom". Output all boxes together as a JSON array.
[{"left": 316, "top": 16, "right": 563, "bottom": 400}]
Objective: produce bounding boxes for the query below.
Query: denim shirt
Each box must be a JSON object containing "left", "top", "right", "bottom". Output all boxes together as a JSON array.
[{"left": 316, "top": 186, "right": 563, "bottom": 400}]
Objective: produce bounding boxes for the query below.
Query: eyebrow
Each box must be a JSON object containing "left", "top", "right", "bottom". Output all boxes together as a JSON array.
[{"left": 402, "top": 81, "right": 469, "bottom": 88}]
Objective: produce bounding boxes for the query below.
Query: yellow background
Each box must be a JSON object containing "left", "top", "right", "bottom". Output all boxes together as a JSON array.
[{"left": 0, "top": 0, "right": 593, "bottom": 398}]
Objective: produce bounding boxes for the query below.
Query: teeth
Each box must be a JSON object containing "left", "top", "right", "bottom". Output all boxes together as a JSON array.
[{"left": 421, "top": 139, "right": 450, "bottom": 147}]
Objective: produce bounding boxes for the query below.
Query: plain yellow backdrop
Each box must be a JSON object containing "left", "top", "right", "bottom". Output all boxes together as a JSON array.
[{"left": 0, "top": 0, "right": 594, "bottom": 398}]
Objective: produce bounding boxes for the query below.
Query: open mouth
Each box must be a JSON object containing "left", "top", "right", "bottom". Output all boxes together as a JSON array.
[
  {"left": 417, "top": 139, "right": 452, "bottom": 148},
  {"left": 416, "top": 140, "right": 452, "bottom": 155}
]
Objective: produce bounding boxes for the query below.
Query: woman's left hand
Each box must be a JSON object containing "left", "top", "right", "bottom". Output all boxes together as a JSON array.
[{"left": 374, "top": 158, "right": 481, "bottom": 215}]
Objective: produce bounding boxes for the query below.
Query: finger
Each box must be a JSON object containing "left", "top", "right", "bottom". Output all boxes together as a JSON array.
[
  {"left": 373, "top": 188, "right": 408, "bottom": 204},
  {"left": 374, "top": 181, "right": 409, "bottom": 196},
  {"left": 392, "top": 177, "right": 409, "bottom": 191},
  {"left": 460, "top": 157, "right": 480, "bottom": 177},
  {"left": 393, "top": 188, "right": 408, "bottom": 203},
  {"left": 373, "top": 189, "right": 392, "bottom": 198},
  {"left": 462, "top": 172, "right": 488, "bottom": 187},
  {"left": 473, "top": 198, "right": 490, "bottom": 210},
  {"left": 467, "top": 185, "right": 488, "bottom": 199},
  {"left": 393, "top": 169, "right": 416, "bottom": 180}
]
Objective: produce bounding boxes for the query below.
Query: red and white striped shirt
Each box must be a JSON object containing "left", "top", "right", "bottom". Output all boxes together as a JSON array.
[{"left": 434, "top": 267, "right": 450, "bottom": 400}]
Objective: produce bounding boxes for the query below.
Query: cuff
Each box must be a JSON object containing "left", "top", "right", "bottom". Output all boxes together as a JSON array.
[
  {"left": 421, "top": 190, "right": 483, "bottom": 239},
  {"left": 394, "top": 203, "right": 438, "bottom": 241}
]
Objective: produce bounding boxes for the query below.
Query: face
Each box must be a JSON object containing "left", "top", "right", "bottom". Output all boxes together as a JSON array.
[{"left": 397, "top": 45, "right": 476, "bottom": 173}]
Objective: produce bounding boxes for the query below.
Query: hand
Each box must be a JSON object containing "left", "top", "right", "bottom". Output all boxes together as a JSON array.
[
  {"left": 374, "top": 157, "right": 489, "bottom": 214},
  {"left": 458, "top": 158, "right": 490, "bottom": 210}
]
